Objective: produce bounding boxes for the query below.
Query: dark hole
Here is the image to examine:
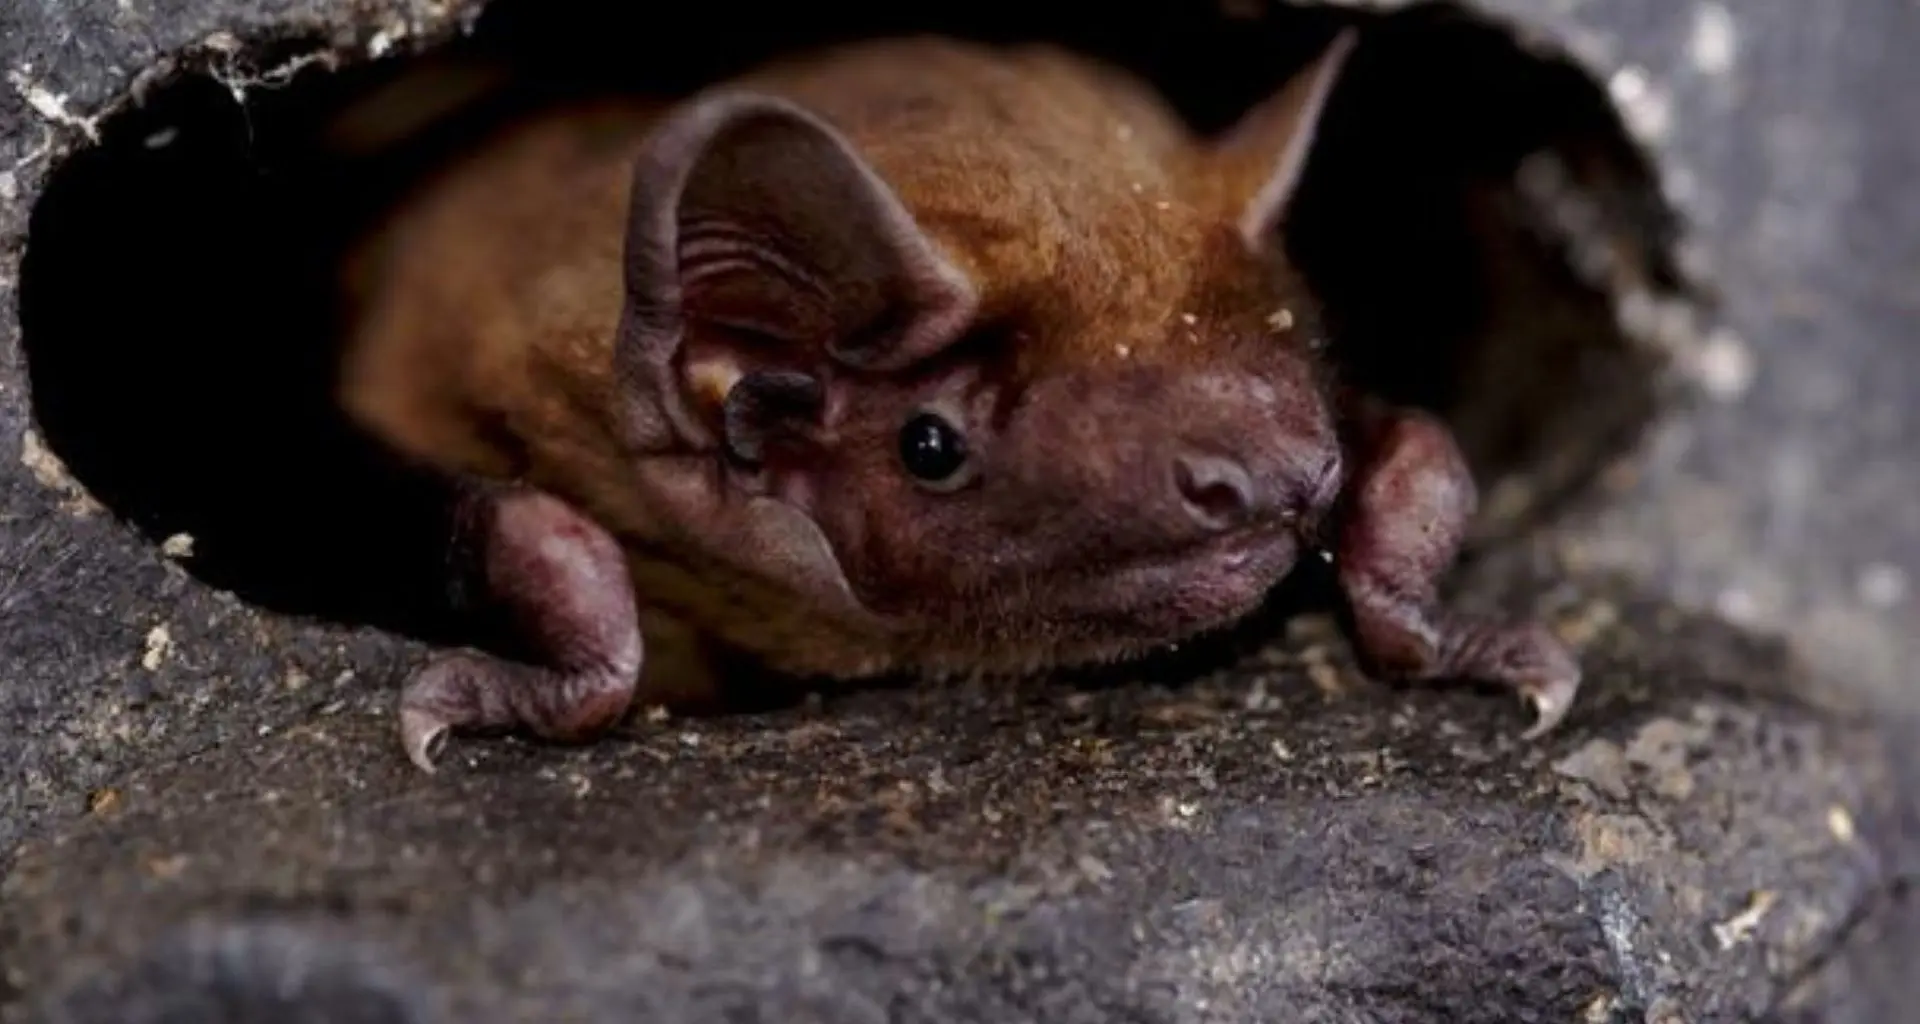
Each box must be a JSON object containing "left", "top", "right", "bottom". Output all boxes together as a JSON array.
[
  {"left": 16, "top": 0, "right": 1684, "bottom": 648},
  {"left": 1282, "top": 6, "right": 1683, "bottom": 546}
]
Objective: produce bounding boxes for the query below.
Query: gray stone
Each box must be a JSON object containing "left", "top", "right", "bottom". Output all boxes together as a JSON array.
[
  {"left": 3, "top": 595, "right": 1906, "bottom": 1023},
  {"left": 0, "top": 0, "right": 1915, "bottom": 1021}
]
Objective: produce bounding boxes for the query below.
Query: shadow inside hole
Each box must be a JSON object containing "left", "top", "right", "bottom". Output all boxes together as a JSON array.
[
  {"left": 1281, "top": 4, "right": 1683, "bottom": 544},
  {"left": 15, "top": 0, "right": 1678, "bottom": 650},
  {"left": 17, "top": 66, "right": 476, "bottom": 645}
]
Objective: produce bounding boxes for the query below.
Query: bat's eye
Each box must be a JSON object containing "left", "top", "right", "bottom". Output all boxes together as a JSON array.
[{"left": 898, "top": 411, "right": 971, "bottom": 489}]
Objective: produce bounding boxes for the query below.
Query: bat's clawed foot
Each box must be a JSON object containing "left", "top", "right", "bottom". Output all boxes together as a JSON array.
[
  {"left": 397, "top": 650, "right": 639, "bottom": 772},
  {"left": 1331, "top": 401, "right": 1586, "bottom": 740},
  {"left": 397, "top": 481, "right": 645, "bottom": 773},
  {"left": 1436, "top": 617, "right": 1582, "bottom": 740},
  {"left": 1345, "top": 597, "right": 1584, "bottom": 741},
  {"left": 400, "top": 652, "right": 494, "bottom": 771}
]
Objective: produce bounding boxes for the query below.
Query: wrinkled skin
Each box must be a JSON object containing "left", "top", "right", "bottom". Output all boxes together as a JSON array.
[{"left": 337, "top": 31, "right": 1581, "bottom": 772}]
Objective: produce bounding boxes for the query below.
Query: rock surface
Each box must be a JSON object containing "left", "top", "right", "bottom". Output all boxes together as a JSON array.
[
  {"left": 5, "top": 593, "right": 1907, "bottom": 1023},
  {"left": 0, "top": 0, "right": 1916, "bottom": 1021}
]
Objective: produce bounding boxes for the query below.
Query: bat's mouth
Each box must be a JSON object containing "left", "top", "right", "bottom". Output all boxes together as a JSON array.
[
  {"left": 874, "top": 524, "right": 1311, "bottom": 680},
  {"left": 1047, "top": 523, "right": 1307, "bottom": 641}
]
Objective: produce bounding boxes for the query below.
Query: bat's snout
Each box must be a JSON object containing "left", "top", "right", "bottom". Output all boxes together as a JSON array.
[
  {"left": 1155, "top": 368, "right": 1341, "bottom": 541},
  {"left": 1169, "top": 443, "right": 1339, "bottom": 536}
]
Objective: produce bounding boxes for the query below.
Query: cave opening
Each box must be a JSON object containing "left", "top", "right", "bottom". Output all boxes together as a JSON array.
[{"left": 15, "top": 0, "right": 1682, "bottom": 653}]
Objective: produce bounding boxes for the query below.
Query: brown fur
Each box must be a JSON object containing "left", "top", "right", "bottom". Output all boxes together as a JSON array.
[
  {"left": 339, "top": 35, "right": 1348, "bottom": 690},
  {"left": 341, "top": 31, "right": 1586, "bottom": 773}
]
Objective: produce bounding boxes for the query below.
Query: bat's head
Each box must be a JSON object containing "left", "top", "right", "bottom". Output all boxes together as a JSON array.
[{"left": 615, "top": 31, "right": 1359, "bottom": 675}]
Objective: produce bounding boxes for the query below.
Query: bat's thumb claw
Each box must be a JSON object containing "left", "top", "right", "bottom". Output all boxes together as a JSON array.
[{"left": 400, "top": 708, "right": 450, "bottom": 773}]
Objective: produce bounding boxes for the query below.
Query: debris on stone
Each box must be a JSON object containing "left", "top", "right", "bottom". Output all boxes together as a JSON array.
[
  {"left": 1607, "top": 64, "right": 1673, "bottom": 141},
  {"left": 1712, "top": 889, "right": 1777, "bottom": 950},
  {"left": 1557, "top": 599, "right": 1621, "bottom": 648},
  {"left": 141, "top": 625, "right": 174, "bottom": 672},
  {"left": 144, "top": 854, "right": 188, "bottom": 880},
  {"left": 1828, "top": 805, "right": 1857, "bottom": 844},
  {"left": 1076, "top": 853, "right": 1113, "bottom": 885},
  {"left": 18, "top": 428, "right": 102, "bottom": 516},
  {"left": 1621, "top": 716, "right": 1703, "bottom": 802},
  {"left": 7, "top": 67, "right": 101, "bottom": 142},
  {"left": 1566, "top": 812, "right": 1666, "bottom": 877},
  {"left": 1690, "top": 326, "right": 1756, "bottom": 400},
  {"left": 1556, "top": 738, "right": 1632, "bottom": 800}
]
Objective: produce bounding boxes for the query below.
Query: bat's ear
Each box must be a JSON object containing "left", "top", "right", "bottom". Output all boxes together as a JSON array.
[
  {"left": 615, "top": 91, "right": 978, "bottom": 449},
  {"left": 1216, "top": 27, "right": 1358, "bottom": 250}
]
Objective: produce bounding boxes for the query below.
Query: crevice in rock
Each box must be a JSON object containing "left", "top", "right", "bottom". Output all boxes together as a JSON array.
[{"left": 14, "top": 0, "right": 1691, "bottom": 645}]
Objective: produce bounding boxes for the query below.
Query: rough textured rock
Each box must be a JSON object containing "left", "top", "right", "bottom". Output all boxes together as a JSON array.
[
  {"left": 4, "top": 596, "right": 1907, "bottom": 1023},
  {"left": 0, "top": 0, "right": 1915, "bottom": 1021}
]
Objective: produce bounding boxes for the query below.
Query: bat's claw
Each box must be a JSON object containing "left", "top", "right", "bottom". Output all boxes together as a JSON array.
[
  {"left": 1424, "top": 618, "right": 1583, "bottom": 742},
  {"left": 400, "top": 706, "right": 451, "bottom": 773},
  {"left": 1518, "top": 666, "right": 1580, "bottom": 740},
  {"left": 397, "top": 651, "right": 494, "bottom": 774},
  {"left": 1490, "top": 620, "right": 1583, "bottom": 741}
]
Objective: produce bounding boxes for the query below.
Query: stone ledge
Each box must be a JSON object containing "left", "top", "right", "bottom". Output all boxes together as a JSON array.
[{"left": 5, "top": 589, "right": 1909, "bottom": 1022}]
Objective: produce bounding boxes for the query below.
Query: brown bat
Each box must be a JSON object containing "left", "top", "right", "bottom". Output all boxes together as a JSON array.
[{"left": 337, "top": 29, "right": 1581, "bottom": 772}]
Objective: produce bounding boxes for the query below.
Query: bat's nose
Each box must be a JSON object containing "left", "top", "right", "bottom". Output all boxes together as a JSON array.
[
  {"left": 1172, "top": 452, "right": 1256, "bottom": 531},
  {"left": 1171, "top": 443, "right": 1340, "bottom": 534}
]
